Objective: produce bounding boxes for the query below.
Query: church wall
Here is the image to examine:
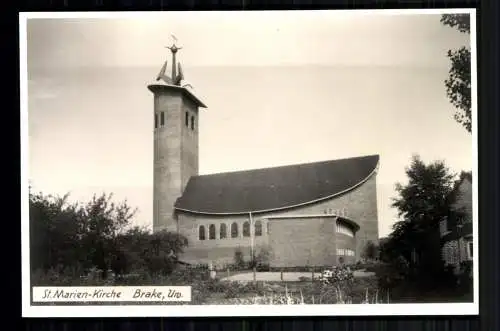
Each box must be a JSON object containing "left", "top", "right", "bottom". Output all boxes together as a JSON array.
[
  {"left": 262, "top": 173, "right": 379, "bottom": 261},
  {"left": 177, "top": 213, "right": 270, "bottom": 267},
  {"left": 176, "top": 171, "right": 379, "bottom": 266},
  {"left": 267, "top": 217, "right": 337, "bottom": 267}
]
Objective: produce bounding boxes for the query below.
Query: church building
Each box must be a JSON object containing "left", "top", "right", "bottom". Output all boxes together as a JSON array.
[{"left": 148, "top": 44, "right": 380, "bottom": 268}]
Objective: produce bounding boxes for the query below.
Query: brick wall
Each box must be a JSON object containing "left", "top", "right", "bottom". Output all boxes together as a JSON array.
[
  {"left": 176, "top": 172, "right": 379, "bottom": 266},
  {"left": 267, "top": 217, "right": 338, "bottom": 267}
]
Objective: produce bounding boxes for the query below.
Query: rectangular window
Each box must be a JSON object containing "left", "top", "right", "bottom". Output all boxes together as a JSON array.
[
  {"left": 160, "top": 112, "right": 165, "bottom": 126},
  {"left": 154, "top": 114, "right": 158, "bottom": 129},
  {"left": 191, "top": 115, "right": 195, "bottom": 130},
  {"left": 468, "top": 241, "right": 473, "bottom": 258},
  {"left": 185, "top": 112, "right": 189, "bottom": 127}
]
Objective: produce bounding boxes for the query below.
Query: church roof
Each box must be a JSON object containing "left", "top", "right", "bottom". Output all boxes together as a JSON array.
[
  {"left": 148, "top": 84, "right": 207, "bottom": 108},
  {"left": 174, "top": 154, "right": 380, "bottom": 215}
]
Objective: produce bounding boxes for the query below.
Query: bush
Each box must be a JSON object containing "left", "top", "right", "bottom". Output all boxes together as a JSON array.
[
  {"left": 457, "top": 260, "right": 473, "bottom": 292},
  {"left": 319, "top": 265, "right": 354, "bottom": 284},
  {"left": 253, "top": 246, "right": 271, "bottom": 271},
  {"left": 233, "top": 248, "right": 246, "bottom": 270}
]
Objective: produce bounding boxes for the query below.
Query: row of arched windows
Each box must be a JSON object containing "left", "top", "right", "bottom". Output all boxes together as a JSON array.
[{"left": 198, "top": 221, "right": 264, "bottom": 241}]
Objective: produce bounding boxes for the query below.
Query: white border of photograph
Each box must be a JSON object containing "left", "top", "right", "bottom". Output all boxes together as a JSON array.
[{"left": 20, "top": 8, "right": 479, "bottom": 318}]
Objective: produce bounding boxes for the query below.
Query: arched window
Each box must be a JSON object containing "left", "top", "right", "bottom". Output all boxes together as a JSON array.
[
  {"left": 231, "top": 222, "right": 238, "bottom": 238},
  {"left": 209, "top": 224, "right": 216, "bottom": 240},
  {"left": 254, "top": 220, "right": 262, "bottom": 236},
  {"left": 199, "top": 225, "right": 206, "bottom": 240},
  {"left": 243, "top": 221, "right": 250, "bottom": 237},
  {"left": 220, "top": 223, "right": 227, "bottom": 239}
]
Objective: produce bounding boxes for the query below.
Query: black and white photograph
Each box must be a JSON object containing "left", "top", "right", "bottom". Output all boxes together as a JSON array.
[{"left": 21, "top": 9, "right": 478, "bottom": 317}]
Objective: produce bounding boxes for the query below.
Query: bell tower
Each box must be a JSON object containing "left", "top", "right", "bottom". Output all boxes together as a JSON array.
[{"left": 148, "top": 40, "right": 207, "bottom": 233}]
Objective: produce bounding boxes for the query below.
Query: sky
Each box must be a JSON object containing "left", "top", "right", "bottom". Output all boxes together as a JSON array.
[{"left": 24, "top": 11, "right": 474, "bottom": 238}]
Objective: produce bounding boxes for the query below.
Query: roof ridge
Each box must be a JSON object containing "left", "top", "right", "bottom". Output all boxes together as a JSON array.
[{"left": 193, "top": 154, "right": 380, "bottom": 179}]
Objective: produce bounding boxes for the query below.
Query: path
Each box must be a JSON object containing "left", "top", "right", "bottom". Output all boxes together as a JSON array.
[{"left": 220, "top": 270, "right": 375, "bottom": 282}]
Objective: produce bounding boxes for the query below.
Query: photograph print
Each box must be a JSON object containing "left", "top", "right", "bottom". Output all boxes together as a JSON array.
[{"left": 21, "top": 9, "right": 478, "bottom": 317}]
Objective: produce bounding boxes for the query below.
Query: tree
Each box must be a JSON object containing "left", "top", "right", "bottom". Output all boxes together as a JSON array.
[
  {"left": 361, "top": 241, "right": 378, "bottom": 261},
  {"left": 389, "top": 155, "right": 456, "bottom": 284},
  {"left": 140, "top": 230, "right": 188, "bottom": 275},
  {"left": 29, "top": 192, "right": 82, "bottom": 271},
  {"left": 30, "top": 191, "right": 137, "bottom": 276},
  {"left": 30, "top": 190, "right": 190, "bottom": 282},
  {"left": 441, "top": 14, "right": 472, "bottom": 133}
]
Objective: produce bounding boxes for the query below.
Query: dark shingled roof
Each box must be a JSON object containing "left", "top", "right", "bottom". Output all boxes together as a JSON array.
[{"left": 174, "top": 154, "right": 380, "bottom": 215}]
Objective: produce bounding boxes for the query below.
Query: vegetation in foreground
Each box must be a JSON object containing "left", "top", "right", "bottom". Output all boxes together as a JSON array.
[{"left": 29, "top": 152, "right": 473, "bottom": 305}]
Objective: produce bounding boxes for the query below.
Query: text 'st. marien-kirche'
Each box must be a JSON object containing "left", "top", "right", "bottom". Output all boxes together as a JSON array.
[{"left": 148, "top": 44, "right": 380, "bottom": 268}]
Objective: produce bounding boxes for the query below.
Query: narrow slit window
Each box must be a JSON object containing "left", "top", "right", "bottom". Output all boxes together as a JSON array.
[
  {"left": 191, "top": 115, "right": 195, "bottom": 130},
  {"left": 160, "top": 112, "right": 165, "bottom": 126},
  {"left": 154, "top": 114, "right": 158, "bottom": 129},
  {"left": 185, "top": 112, "right": 189, "bottom": 127}
]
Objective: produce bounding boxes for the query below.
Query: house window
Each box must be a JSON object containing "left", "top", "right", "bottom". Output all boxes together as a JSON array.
[
  {"left": 468, "top": 241, "right": 473, "bottom": 259},
  {"left": 160, "top": 112, "right": 165, "bottom": 126},
  {"left": 191, "top": 116, "right": 195, "bottom": 130},
  {"left": 231, "top": 222, "right": 238, "bottom": 238},
  {"left": 185, "top": 111, "right": 189, "bottom": 127},
  {"left": 254, "top": 220, "right": 262, "bottom": 236},
  {"left": 243, "top": 221, "right": 250, "bottom": 237},
  {"left": 220, "top": 223, "right": 227, "bottom": 239},
  {"left": 154, "top": 114, "right": 158, "bottom": 129},
  {"left": 199, "top": 225, "right": 206, "bottom": 241}
]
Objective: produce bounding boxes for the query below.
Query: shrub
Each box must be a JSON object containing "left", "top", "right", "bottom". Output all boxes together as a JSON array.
[
  {"left": 319, "top": 265, "right": 354, "bottom": 284},
  {"left": 253, "top": 246, "right": 271, "bottom": 271},
  {"left": 233, "top": 248, "right": 246, "bottom": 270}
]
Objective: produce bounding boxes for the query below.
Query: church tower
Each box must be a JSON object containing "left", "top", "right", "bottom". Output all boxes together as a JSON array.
[{"left": 148, "top": 42, "right": 206, "bottom": 232}]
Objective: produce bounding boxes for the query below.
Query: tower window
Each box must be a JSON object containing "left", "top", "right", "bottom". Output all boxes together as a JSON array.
[
  {"left": 160, "top": 112, "right": 165, "bottom": 127},
  {"left": 154, "top": 114, "right": 158, "bottom": 129},
  {"left": 199, "top": 225, "right": 206, "bottom": 241},
  {"left": 191, "top": 115, "right": 195, "bottom": 130},
  {"left": 185, "top": 111, "right": 189, "bottom": 127}
]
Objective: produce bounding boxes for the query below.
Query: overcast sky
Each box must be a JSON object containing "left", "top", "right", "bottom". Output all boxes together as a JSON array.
[{"left": 25, "top": 10, "right": 474, "bottom": 237}]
